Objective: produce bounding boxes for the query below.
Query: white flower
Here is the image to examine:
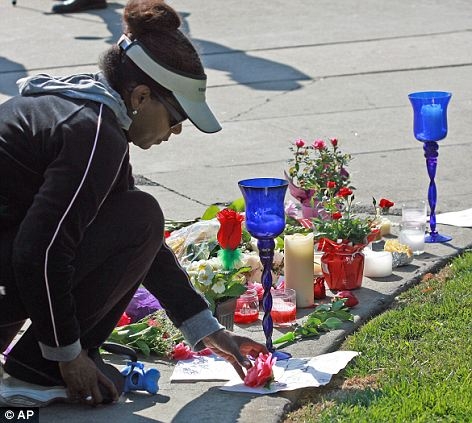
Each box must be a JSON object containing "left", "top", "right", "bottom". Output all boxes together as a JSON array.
[
  {"left": 211, "top": 280, "right": 226, "bottom": 294},
  {"left": 197, "top": 264, "right": 214, "bottom": 286}
]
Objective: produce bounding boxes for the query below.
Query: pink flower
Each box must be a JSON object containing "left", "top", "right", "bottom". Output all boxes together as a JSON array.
[
  {"left": 284, "top": 200, "right": 299, "bottom": 218},
  {"left": 330, "top": 137, "right": 338, "bottom": 147},
  {"left": 295, "top": 138, "right": 305, "bottom": 148},
  {"left": 171, "top": 342, "right": 194, "bottom": 360},
  {"left": 312, "top": 139, "right": 326, "bottom": 150},
  {"left": 244, "top": 353, "right": 276, "bottom": 388}
]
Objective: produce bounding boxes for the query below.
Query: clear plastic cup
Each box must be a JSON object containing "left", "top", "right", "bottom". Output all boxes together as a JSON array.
[
  {"left": 402, "top": 200, "right": 427, "bottom": 224},
  {"left": 270, "top": 288, "right": 297, "bottom": 327},
  {"left": 399, "top": 221, "right": 426, "bottom": 255}
]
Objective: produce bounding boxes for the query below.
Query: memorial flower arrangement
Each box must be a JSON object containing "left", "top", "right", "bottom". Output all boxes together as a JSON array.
[
  {"left": 186, "top": 208, "right": 250, "bottom": 313},
  {"left": 287, "top": 137, "right": 352, "bottom": 208},
  {"left": 312, "top": 184, "right": 376, "bottom": 290},
  {"left": 108, "top": 310, "right": 184, "bottom": 357},
  {"left": 313, "top": 185, "right": 372, "bottom": 247}
]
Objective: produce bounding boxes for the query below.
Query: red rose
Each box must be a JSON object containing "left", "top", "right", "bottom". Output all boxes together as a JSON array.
[
  {"left": 379, "top": 198, "right": 394, "bottom": 209},
  {"left": 330, "top": 137, "right": 338, "bottom": 147},
  {"left": 295, "top": 138, "right": 305, "bottom": 148},
  {"left": 312, "top": 139, "right": 326, "bottom": 150},
  {"left": 336, "top": 187, "right": 353, "bottom": 197},
  {"left": 313, "top": 276, "right": 326, "bottom": 299},
  {"left": 216, "top": 208, "right": 244, "bottom": 250},
  {"left": 327, "top": 181, "right": 336, "bottom": 189},
  {"left": 244, "top": 353, "right": 276, "bottom": 388},
  {"left": 331, "top": 211, "right": 342, "bottom": 220},
  {"left": 335, "top": 291, "right": 359, "bottom": 308}
]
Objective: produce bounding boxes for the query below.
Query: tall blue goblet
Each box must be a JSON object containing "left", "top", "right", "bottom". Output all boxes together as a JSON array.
[
  {"left": 408, "top": 91, "right": 452, "bottom": 243},
  {"left": 238, "top": 177, "right": 291, "bottom": 360}
]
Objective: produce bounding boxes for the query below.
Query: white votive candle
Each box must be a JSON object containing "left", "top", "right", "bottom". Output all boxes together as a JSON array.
[
  {"left": 313, "top": 252, "right": 323, "bottom": 276},
  {"left": 363, "top": 249, "right": 393, "bottom": 278},
  {"left": 379, "top": 217, "right": 392, "bottom": 236},
  {"left": 284, "top": 233, "right": 314, "bottom": 308}
]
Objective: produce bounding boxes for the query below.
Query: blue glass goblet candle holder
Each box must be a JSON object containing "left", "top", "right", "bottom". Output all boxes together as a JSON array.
[
  {"left": 408, "top": 91, "right": 452, "bottom": 243},
  {"left": 238, "top": 178, "right": 291, "bottom": 360}
]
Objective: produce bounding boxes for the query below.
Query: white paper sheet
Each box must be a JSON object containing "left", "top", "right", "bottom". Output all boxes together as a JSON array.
[
  {"left": 220, "top": 351, "right": 359, "bottom": 394},
  {"left": 435, "top": 208, "right": 472, "bottom": 227},
  {"left": 169, "top": 351, "right": 359, "bottom": 395},
  {"left": 170, "top": 355, "right": 238, "bottom": 381}
]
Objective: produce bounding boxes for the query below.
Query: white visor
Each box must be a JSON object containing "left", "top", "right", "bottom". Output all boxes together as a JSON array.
[{"left": 118, "top": 34, "right": 221, "bottom": 133}]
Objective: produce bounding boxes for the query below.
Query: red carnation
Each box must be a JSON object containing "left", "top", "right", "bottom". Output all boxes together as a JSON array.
[
  {"left": 379, "top": 198, "right": 394, "bottom": 209},
  {"left": 331, "top": 211, "right": 342, "bottom": 220},
  {"left": 330, "top": 137, "right": 338, "bottom": 147},
  {"left": 336, "top": 187, "right": 353, "bottom": 197},
  {"left": 327, "top": 181, "right": 336, "bottom": 189},
  {"left": 216, "top": 208, "right": 244, "bottom": 250}
]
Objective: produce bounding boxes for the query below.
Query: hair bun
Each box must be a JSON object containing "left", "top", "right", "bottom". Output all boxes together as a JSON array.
[{"left": 124, "top": 0, "right": 181, "bottom": 38}]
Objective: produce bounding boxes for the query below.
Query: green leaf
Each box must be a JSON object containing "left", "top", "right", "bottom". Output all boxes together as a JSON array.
[
  {"left": 229, "top": 197, "right": 245, "bottom": 212},
  {"left": 333, "top": 310, "right": 354, "bottom": 321},
  {"left": 273, "top": 331, "right": 296, "bottom": 344},
  {"left": 201, "top": 204, "right": 221, "bottom": 220},
  {"left": 331, "top": 299, "right": 347, "bottom": 311},
  {"left": 129, "top": 326, "right": 153, "bottom": 338},
  {"left": 321, "top": 317, "right": 343, "bottom": 330},
  {"left": 224, "top": 283, "right": 247, "bottom": 298},
  {"left": 314, "top": 303, "right": 332, "bottom": 312},
  {"left": 275, "top": 236, "right": 284, "bottom": 250},
  {"left": 242, "top": 229, "right": 252, "bottom": 243},
  {"left": 135, "top": 339, "right": 151, "bottom": 356}
]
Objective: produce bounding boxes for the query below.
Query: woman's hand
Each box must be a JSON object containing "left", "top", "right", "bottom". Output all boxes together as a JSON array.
[
  {"left": 202, "top": 330, "right": 269, "bottom": 379},
  {"left": 58, "top": 350, "right": 118, "bottom": 406}
]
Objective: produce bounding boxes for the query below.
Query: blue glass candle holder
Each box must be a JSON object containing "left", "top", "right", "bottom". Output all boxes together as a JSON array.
[
  {"left": 408, "top": 91, "right": 452, "bottom": 243},
  {"left": 238, "top": 178, "right": 291, "bottom": 360}
]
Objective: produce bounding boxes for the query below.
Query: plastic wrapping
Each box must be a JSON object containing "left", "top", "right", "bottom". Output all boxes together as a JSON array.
[{"left": 166, "top": 219, "right": 220, "bottom": 264}]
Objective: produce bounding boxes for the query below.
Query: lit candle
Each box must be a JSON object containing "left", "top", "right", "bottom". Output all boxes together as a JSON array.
[
  {"left": 284, "top": 233, "right": 314, "bottom": 307},
  {"left": 363, "top": 248, "right": 393, "bottom": 278},
  {"left": 421, "top": 103, "right": 443, "bottom": 140}
]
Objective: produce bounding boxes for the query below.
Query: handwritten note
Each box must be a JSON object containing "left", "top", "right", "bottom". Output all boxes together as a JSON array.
[{"left": 169, "top": 351, "right": 360, "bottom": 395}]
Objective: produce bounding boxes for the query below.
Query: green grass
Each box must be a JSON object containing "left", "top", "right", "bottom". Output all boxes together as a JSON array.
[{"left": 284, "top": 251, "right": 472, "bottom": 423}]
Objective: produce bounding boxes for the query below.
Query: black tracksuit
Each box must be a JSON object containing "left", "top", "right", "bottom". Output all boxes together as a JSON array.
[{"left": 0, "top": 93, "right": 218, "bottom": 385}]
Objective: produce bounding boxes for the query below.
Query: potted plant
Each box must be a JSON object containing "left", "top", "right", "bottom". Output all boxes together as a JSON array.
[
  {"left": 312, "top": 185, "right": 375, "bottom": 291},
  {"left": 286, "top": 137, "right": 352, "bottom": 218}
]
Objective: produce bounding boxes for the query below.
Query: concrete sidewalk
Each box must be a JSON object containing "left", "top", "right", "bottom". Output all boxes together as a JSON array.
[{"left": 1, "top": 1, "right": 472, "bottom": 422}]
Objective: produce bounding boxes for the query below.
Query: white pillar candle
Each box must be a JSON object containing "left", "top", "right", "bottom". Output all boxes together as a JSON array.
[
  {"left": 284, "top": 233, "right": 314, "bottom": 308},
  {"left": 363, "top": 248, "right": 393, "bottom": 278}
]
